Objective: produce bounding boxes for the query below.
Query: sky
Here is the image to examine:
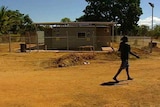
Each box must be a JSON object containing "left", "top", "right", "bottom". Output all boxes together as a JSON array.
[{"left": 1, "top": 0, "right": 160, "bottom": 27}]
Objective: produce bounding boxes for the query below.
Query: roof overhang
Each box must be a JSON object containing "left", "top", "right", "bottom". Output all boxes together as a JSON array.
[{"left": 34, "top": 22, "right": 116, "bottom": 26}]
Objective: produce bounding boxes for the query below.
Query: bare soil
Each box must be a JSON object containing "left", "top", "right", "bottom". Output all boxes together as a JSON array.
[{"left": 0, "top": 43, "right": 160, "bottom": 107}]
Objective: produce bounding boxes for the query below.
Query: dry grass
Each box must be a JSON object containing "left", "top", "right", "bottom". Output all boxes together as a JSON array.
[{"left": 0, "top": 43, "right": 160, "bottom": 107}]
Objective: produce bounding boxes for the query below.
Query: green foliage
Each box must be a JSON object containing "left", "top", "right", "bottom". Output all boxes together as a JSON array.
[
  {"left": 137, "top": 25, "right": 149, "bottom": 36},
  {"left": 36, "top": 25, "right": 45, "bottom": 31},
  {"left": 0, "top": 6, "right": 9, "bottom": 34},
  {"left": 153, "top": 25, "right": 160, "bottom": 38},
  {"left": 136, "top": 25, "right": 160, "bottom": 39},
  {"left": 0, "top": 6, "right": 35, "bottom": 35},
  {"left": 77, "top": 0, "right": 142, "bottom": 35},
  {"left": 61, "top": 17, "right": 71, "bottom": 22}
]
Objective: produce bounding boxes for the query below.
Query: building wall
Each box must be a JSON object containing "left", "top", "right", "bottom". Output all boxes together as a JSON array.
[
  {"left": 44, "top": 28, "right": 53, "bottom": 49},
  {"left": 44, "top": 26, "right": 111, "bottom": 50},
  {"left": 67, "top": 27, "right": 95, "bottom": 50},
  {"left": 24, "top": 31, "right": 44, "bottom": 44},
  {"left": 96, "top": 27, "right": 111, "bottom": 50}
]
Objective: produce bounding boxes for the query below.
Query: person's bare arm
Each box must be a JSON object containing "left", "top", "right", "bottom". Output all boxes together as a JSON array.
[{"left": 130, "top": 51, "right": 140, "bottom": 58}]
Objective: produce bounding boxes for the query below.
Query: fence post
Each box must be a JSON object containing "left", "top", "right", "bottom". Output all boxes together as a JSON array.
[
  {"left": 150, "top": 37, "right": 153, "bottom": 53},
  {"left": 66, "top": 31, "right": 69, "bottom": 50},
  {"left": 9, "top": 34, "right": 11, "bottom": 52}
]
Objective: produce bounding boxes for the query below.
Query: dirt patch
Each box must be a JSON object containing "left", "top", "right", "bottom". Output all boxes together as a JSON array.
[
  {"left": 0, "top": 45, "right": 160, "bottom": 106},
  {"left": 42, "top": 46, "right": 154, "bottom": 68},
  {"left": 53, "top": 53, "right": 95, "bottom": 67}
]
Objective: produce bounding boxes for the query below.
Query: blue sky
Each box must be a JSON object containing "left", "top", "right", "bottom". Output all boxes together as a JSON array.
[{"left": 1, "top": 0, "right": 160, "bottom": 26}]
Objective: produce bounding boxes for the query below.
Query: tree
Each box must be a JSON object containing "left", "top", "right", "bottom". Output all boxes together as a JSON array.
[
  {"left": 61, "top": 17, "right": 71, "bottom": 22},
  {"left": 118, "top": 0, "right": 142, "bottom": 35},
  {"left": 153, "top": 25, "right": 160, "bottom": 39},
  {"left": 19, "top": 14, "right": 35, "bottom": 34},
  {"left": 0, "top": 6, "right": 35, "bottom": 35},
  {"left": 0, "top": 6, "right": 10, "bottom": 34},
  {"left": 137, "top": 25, "right": 149, "bottom": 36},
  {"left": 77, "top": 0, "right": 142, "bottom": 35}
]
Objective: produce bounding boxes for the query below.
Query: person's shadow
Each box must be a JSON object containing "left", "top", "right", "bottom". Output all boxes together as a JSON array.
[{"left": 100, "top": 80, "right": 128, "bottom": 86}]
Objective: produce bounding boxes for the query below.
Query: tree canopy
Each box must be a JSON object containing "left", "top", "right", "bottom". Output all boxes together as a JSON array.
[
  {"left": 0, "top": 6, "right": 35, "bottom": 35},
  {"left": 153, "top": 25, "right": 160, "bottom": 38},
  {"left": 61, "top": 17, "right": 71, "bottom": 22},
  {"left": 77, "top": 0, "right": 143, "bottom": 35}
]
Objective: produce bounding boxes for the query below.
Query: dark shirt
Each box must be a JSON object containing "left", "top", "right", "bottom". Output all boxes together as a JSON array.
[{"left": 118, "top": 42, "right": 131, "bottom": 60}]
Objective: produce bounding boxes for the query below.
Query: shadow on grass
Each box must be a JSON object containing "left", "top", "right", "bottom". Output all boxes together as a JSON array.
[{"left": 100, "top": 80, "right": 128, "bottom": 86}]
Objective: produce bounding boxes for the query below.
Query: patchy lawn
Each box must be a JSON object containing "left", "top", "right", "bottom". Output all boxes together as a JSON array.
[{"left": 0, "top": 43, "right": 160, "bottom": 107}]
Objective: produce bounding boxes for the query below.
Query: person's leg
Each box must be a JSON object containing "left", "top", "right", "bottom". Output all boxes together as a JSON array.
[
  {"left": 113, "top": 60, "right": 126, "bottom": 82},
  {"left": 126, "top": 67, "right": 133, "bottom": 80},
  {"left": 113, "top": 68, "right": 122, "bottom": 82}
]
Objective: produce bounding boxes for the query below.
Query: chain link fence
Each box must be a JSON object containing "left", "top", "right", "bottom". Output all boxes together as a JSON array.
[
  {"left": 0, "top": 35, "right": 39, "bottom": 52},
  {"left": 114, "top": 36, "right": 152, "bottom": 52},
  {"left": 0, "top": 34, "right": 153, "bottom": 53}
]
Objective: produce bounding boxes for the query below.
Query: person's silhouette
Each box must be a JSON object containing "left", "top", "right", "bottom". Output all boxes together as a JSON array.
[{"left": 113, "top": 36, "right": 140, "bottom": 82}]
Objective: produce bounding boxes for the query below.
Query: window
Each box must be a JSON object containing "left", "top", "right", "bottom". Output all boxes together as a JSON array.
[{"left": 78, "top": 32, "right": 86, "bottom": 38}]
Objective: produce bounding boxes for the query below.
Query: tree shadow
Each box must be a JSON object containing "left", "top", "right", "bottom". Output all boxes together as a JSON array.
[{"left": 100, "top": 80, "right": 128, "bottom": 86}]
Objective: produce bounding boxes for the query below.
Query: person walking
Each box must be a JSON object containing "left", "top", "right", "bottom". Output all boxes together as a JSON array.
[{"left": 113, "top": 36, "right": 140, "bottom": 82}]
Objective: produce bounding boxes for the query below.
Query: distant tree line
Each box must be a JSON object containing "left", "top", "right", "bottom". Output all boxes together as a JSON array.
[
  {"left": 139, "top": 25, "right": 160, "bottom": 39},
  {"left": 74, "top": 0, "right": 160, "bottom": 38},
  {"left": 76, "top": 0, "right": 143, "bottom": 35},
  {"left": 0, "top": 6, "right": 35, "bottom": 36},
  {"left": 61, "top": 17, "right": 71, "bottom": 22},
  {"left": 0, "top": 1, "right": 160, "bottom": 39}
]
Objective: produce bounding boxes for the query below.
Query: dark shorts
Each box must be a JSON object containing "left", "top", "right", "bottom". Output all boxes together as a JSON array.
[{"left": 120, "top": 60, "right": 129, "bottom": 69}]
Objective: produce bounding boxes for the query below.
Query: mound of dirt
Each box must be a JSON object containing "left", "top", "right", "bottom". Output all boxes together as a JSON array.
[
  {"left": 53, "top": 53, "right": 95, "bottom": 67},
  {"left": 41, "top": 46, "right": 155, "bottom": 68}
]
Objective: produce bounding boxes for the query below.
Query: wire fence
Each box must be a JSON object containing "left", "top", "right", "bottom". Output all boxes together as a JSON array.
[
  {"left": 0, "top": 35, "right": 38, "bottom": 52},
  {"left": 115, "top": 36, "right": 151, "bottom": 47},
  {"left": 0, "top": 35, "right": 154, "bottom": 53}
]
